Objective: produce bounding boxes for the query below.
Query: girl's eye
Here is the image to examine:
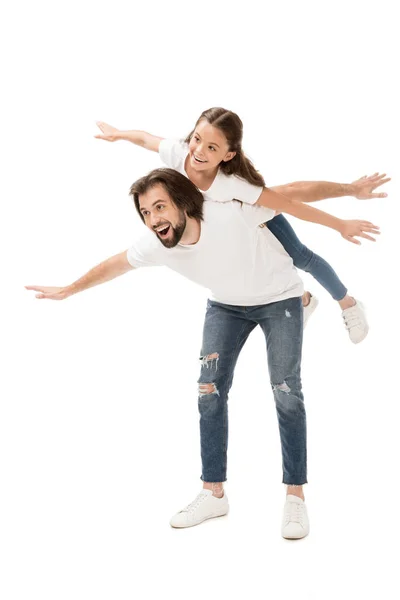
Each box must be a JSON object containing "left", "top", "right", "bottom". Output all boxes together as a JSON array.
[{"left": 209, "top": 146, "right": 216, "bottom": 152}]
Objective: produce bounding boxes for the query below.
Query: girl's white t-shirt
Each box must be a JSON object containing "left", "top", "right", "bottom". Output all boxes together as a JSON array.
[{"left": 158, "top": 138, "right": 264, "bottom": 204}]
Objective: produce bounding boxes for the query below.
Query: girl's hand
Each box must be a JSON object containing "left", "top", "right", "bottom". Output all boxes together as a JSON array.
[
  {"left": 339, "top": 220, "right": 381, "bottom": 245},
  {"left": 25, "top": 285, "right": 70, "bottom": 300},
  {"left": 94, "top": 121, "right": 120, "bottom": 142},
  {"left": 352, "top": 173, "right": 390, "bottom": 199}
]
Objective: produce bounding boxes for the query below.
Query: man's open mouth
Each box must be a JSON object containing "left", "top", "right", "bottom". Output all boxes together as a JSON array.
[{"left": 156, "top": 224, "right": 171, "bottom": 238}]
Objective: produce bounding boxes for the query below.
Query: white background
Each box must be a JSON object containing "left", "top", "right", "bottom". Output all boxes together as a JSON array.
[{"left": 1, "top": 1, "right": 399, "bottom": 599}]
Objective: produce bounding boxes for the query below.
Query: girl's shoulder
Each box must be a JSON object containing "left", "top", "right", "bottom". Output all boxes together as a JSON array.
[
  {"left": 159, "top": 138, "right": 189, "bottom": 171},
  {"left": 208, "top": 170, "right": 263, "bottom": 205}
]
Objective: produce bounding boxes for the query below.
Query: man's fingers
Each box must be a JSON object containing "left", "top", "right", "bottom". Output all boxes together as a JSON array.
[
  {"left": 362, "top": 227, "right": 380, "bottom": 234},
  {"left": 373, "top": 177, "right": 391, "bottom": 186},
  {"left": 370, "top": 192, "right": 388, "bottom": 198},
  {"left": 361, "top": 222, "right": 380, "bottom": 231},
  {"left": 358, "top": 232, "right": 376, "bottom": 242},
  {"left": 361, "top": 222, "right": 380, "bottom": 229},
  {"left": 346, "top": 236, "right": 361, "bottom": 245}
]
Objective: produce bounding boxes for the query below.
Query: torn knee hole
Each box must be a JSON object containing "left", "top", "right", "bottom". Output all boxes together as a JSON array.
[
  {"left": 272, "top": 381, "right": 291, "bottom": 394},
  {"left": 199, "top": 353, "right": 219, "bottom": 370},
  {"left": 199, "top": 382, "right": 219, "bottom": 397}
]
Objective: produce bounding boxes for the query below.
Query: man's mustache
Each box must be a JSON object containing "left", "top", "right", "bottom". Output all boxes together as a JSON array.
[{"left": 152, "top": 221, "right": 171, "bottom": 231}]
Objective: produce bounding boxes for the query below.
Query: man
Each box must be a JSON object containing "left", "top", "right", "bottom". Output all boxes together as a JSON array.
[{"left": 26, "top": 168, "right": 382, "bottom": 539}]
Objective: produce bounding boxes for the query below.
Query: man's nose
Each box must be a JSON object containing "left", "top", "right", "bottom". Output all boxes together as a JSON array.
[{"left": 150, "top": 213, "right": 161, "bottom": 227}]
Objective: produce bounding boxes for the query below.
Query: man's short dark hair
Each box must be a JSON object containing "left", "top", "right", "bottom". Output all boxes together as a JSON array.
[{"left": 129, "top": 168, "right": 204, "bottom": 223}]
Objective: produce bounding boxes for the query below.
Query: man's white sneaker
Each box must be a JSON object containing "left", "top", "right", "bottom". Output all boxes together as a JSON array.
[
  {"left": 303, "top": 294, "right": 319, "bottom": 328},
  {"left": 342, "top": 299, "right": 369, "bottom": 344},
  {"left": 281, "top": 494, "right": 309, "bottom": 539},
  {"left": 170, "top": 489, "right": 229, "bottom": 528}
]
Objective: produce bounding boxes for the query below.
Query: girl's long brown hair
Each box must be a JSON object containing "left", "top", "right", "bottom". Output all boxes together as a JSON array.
[{"left": 185, "top": 107, "right": 266, "bottom": 187}]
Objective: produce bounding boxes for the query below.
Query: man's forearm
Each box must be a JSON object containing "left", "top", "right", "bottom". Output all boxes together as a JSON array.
[
  {"left": 271, "top": 181, "right": 356, "bottom": 203},
  {"left": 281, "top": 198, "right": 343, "bottom": 231},
  {"left": 66, "top": 251, "right": 133, "bottom": 297},
  {"left": 257, "top": 189, "right": 344, "bottom": 232}
]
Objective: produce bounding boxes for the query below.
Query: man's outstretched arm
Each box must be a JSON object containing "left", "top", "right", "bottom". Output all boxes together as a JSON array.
[
  {"left": 256, "top": 186, "right": 381, "bottom": 245},
  {"left": 25, "top": 251, "right": 134, "bottom": 300}
]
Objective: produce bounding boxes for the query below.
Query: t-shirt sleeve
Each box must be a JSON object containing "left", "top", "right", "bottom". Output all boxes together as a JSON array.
[
  {"left": 126, "top": 231, "right": 161, "bottom": 268},
  {"left": 240, "top": 203, "right": 276, "bottom": 228},
  {"left": 230, "top": 175, "right": 264, "bottom": 205},
  {"left": 158, "top": 138, "right": 187, "bottom": 170}
]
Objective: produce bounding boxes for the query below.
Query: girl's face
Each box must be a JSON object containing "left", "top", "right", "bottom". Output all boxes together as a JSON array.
[{"left": 188, "top": 120, "right": 236, "bottom": 172}]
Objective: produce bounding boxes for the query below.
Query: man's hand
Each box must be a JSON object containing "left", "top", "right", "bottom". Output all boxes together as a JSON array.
[
  {"left": 94, "top": 121, "right": 120, "bottom": 142},
  {"left": 25, "top": 286, "right": 70, "bottom": 300},
  {"left": 339, "top": 220, "right": 381, "bottom": 245},
  {"left": 352, "top": 173, "right": 390, "bottom": 199}
]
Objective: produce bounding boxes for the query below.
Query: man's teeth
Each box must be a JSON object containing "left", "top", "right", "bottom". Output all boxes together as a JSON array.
[{"left": 157, "top": 225, "right": 169, "bottom": 234}]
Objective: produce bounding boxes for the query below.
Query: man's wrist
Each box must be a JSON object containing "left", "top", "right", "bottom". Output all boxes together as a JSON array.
[
  {"left": 63, "top": 285, "right": 76, "bottom": 298},
  {"left": 335, "top": 218, "right": 346, "bottom": 233},
  {"left": 341, "top": 183, "right": 356, "bottom": 197}
]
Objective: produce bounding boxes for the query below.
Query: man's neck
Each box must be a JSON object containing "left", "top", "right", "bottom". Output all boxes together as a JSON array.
[{"left": 180, "top": 218, "right": 201, "bottom": 245}]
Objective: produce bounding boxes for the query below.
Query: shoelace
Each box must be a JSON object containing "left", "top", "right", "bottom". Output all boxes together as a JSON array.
[
  {"left": 182, "top": 492, "right": 208, "bottom": 513},
  {"left": 284, "top": 502, "right": 304, "bottom": 524}
]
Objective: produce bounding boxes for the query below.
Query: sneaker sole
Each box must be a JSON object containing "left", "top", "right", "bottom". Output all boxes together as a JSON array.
[
  {"left": 170, "top": 508, "right": 229, "bottom": 528},
  {"left": 282, "top": 527, "right": 310, "bottom": 540}
]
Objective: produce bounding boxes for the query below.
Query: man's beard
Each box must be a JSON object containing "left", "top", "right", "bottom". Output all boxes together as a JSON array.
[{"left": 154, "top": 211, "right": 187, "bottom": 248}]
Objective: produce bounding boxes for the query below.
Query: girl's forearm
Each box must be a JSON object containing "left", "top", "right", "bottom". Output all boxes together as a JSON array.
[
  {"left": 270, "top": 181, "right": 355, "bottom": 203},
  {"left": 115, "top": 130, "right": 163, "bottom": 151},
  {"left": 258, "top": 189, "right": 344, "bottom": 232}
]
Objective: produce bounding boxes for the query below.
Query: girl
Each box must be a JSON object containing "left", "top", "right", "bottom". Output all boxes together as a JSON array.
[{"left": 95, "top": 107, "right": 388, "bottom": 343}]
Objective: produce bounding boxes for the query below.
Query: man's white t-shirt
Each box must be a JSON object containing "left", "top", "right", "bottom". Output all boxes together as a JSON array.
[
  {"left": 126, "top": 201, "right": 303, "bottom": 307},
  {"left": 159, "top": 138, "right": 264, "bottom": 205}
]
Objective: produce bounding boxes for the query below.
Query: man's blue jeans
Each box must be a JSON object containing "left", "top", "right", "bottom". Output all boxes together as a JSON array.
[{"left": 198, "top": 296, "right": 307, "bottom": 486}]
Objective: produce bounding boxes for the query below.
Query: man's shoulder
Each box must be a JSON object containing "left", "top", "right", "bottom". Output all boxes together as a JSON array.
[
  {"left": 203, "top": 198, "right": 242, "bottom": 215},
  {"left": 131, "top": 226, "right": 164, "bottom": 255}
]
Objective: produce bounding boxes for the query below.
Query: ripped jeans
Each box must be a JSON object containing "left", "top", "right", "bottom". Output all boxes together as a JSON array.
[{"left": 198, "top": 296, "right": 307, "bottom": 486}]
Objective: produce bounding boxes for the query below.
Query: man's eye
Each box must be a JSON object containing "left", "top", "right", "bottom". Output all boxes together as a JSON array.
[{"left": 157, "top": 205, "right": 164, "bottom": 210}]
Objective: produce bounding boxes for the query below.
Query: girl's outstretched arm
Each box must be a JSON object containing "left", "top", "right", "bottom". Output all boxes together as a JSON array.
[
  {"left": 270, "top": 173, "right": 390, "bottom": 203},
  {"left": 95, "top": 121, "right": 163, "bottom": 152},
  {"left": 256, "top": 189, "right": 380, "bottom": 245}
]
